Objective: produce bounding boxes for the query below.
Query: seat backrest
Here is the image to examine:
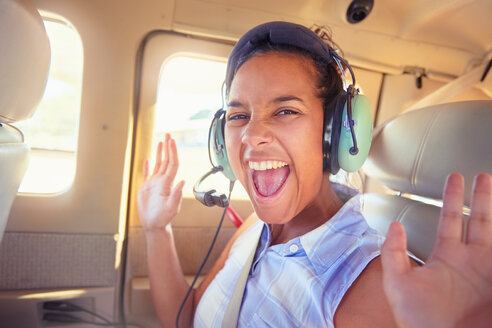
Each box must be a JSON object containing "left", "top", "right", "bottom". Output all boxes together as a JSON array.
[
  {"left": 362, "top": 100, "right": 492, "bottom": 261},
  {"left": 0, "top": 0, "right": 50, "bottom": 241}
]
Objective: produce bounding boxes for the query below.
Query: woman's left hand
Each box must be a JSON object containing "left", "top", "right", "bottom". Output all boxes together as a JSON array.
[{"left": 381, "top": 172, "right": 492, "bottom": 328}]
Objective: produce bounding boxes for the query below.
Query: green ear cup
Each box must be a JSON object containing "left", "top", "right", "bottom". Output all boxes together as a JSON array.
[
  {"left": 338, "top": 94, "right": 373, "bottom": 172},
  {"left": 210, "top": 111, "right": 236, "bottom": 182}
]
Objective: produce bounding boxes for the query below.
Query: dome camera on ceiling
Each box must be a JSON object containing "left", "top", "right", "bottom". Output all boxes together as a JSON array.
[{"left": 346, "top": 0, "right": 374, "bottom": 24}]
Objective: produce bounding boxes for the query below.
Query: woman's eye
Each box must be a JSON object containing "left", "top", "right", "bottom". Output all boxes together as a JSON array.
[
  {"left": 227, "top": 113, "right": 249, "bottom": 121},
  {"left": 276, "top": 109, "right": 298, "bottom": 116}
]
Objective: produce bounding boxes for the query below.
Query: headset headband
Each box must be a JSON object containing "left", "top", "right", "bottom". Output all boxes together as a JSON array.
[{"left": 225, "top": 21, "right": 341, "bottom": 93}]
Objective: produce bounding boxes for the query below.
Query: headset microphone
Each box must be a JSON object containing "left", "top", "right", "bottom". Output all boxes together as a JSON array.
[{"left": 193, "top": 166, "right": 232, "bottom": 207}]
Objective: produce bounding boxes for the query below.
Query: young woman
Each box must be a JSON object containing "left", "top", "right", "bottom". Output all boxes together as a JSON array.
[{"left": 137, "top": 22, "right": 492, "bottom": 328}]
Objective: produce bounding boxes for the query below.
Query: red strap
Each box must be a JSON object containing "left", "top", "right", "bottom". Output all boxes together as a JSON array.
[{"left": 226, "top": 206, "right": 243, "bottom": 228}]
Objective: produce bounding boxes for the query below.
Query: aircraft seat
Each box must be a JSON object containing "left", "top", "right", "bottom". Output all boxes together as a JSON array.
[
  {"left": 0, "top": 0, "right": 50, "bottom": 242},
  {"left": 361, "top": 101, "right": 492, "bottom": 261}
]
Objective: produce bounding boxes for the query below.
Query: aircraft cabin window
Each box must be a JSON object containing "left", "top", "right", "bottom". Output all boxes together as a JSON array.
[
  {"left": 154, "top": 56, "right": 249, "bottom": 199},
  {"left": 13, "top": 17, "right": 83, "bottom": 194}
]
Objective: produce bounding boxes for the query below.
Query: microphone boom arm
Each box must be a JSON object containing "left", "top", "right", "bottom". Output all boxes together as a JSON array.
[{"left": 193, "top": 166, "right": 230, "bottom": 208}]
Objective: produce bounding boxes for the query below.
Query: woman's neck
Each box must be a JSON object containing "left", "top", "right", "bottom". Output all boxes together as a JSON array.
[{"left": 269, "top": 174, "right": 344, "bottom": 245}]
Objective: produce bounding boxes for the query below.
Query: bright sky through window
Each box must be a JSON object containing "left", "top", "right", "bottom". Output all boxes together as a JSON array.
[{"left": 14, "top": 17, "right": 83, "bottom": 194}]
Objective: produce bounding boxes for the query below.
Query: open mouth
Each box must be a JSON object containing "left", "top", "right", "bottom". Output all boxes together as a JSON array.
[{"left": 249, "top": 160, "right": 290, "bottom": 197}]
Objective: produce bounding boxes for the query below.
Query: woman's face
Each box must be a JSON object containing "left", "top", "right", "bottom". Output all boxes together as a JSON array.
[{"left": 225, "top": 51, "right": 325, "bottom": 223}]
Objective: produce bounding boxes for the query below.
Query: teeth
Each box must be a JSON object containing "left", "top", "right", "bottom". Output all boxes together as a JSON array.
[{"left": 248, "top": 160, "right": 288, "bottom": 171}]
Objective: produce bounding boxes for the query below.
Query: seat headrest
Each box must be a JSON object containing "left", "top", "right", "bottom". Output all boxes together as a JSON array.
[
  {"left": 0, "top": 0, "right": 50, "bottom": 123},
  {"left": 364, "top": 100, "right": 492, "bottom": 206}
]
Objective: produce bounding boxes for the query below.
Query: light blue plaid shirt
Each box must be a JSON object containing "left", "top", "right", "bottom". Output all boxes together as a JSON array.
[{"left": 194, "top": 195, "right": 384, "bottom": 327}]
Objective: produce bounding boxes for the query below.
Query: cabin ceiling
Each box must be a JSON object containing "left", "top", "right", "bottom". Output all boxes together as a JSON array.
[
  {"left": 173, "top": 0, "right": 492, "bottom": 77},
  {"left": 207, "top": 0, "right": 492, "bottom": 54}
]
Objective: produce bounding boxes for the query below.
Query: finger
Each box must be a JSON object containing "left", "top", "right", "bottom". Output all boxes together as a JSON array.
[
  {"left": 437, "top": 173, "right": 464, "bottom": 244},
  {"left": 381, "top": 221, "right": 411, "bottom": 281},
  {"left": 162, "top": 137, "right": 179, "bottom": 186},
  {"left": 158, "top": 133, "right": 171, "bottom": 175},
  {"left": 152, "top": 141, "right": 163, "bottom": 176},
  {"left": 143, "top": 159, "right": 149, "bottom": 181},
  {"left": 466, "top": 173, "right": 492, "bottom": 246}
]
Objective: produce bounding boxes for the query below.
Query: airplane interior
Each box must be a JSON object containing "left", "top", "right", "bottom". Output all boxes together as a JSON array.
[{"left": 0, "top": 0, "right": 491, "bottom": 327}]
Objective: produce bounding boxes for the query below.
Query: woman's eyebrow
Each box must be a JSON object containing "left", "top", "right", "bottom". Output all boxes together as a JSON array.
[
  {"left": 227, "top": 96, "right": 304, "bottom": 108},
  {"left": 270, "top": 95, "right": 304, "bottom": 104},
  {"left": 227, "top": 100, "right": 243, "bottom": 108}
]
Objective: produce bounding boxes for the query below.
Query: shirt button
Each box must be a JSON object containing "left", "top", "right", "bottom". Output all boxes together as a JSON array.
[{"left": 289, "top": 244, "right": 299, "bottom": 253}]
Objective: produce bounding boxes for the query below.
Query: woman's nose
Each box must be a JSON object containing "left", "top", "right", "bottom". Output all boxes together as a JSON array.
[{"left": 241, "top": 119, "right": 273, "bottom": 148}]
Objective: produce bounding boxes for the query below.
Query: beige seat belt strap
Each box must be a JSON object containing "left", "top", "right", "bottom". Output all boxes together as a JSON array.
[
  {"left": 222, "top": 226, "right": 263, "bottom": 328},
  {"left": 404, "top": 60, "right": 489, "bottom": 113}
]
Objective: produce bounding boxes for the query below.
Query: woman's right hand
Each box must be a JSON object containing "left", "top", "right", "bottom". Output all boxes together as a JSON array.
[{"left": 137, "top": 133, "right": 185, "bottom": 232}]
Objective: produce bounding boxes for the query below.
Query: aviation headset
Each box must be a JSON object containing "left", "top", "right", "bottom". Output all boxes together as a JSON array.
[{"left": 194, "top": 21, "right": 373, "bottom": 207}]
